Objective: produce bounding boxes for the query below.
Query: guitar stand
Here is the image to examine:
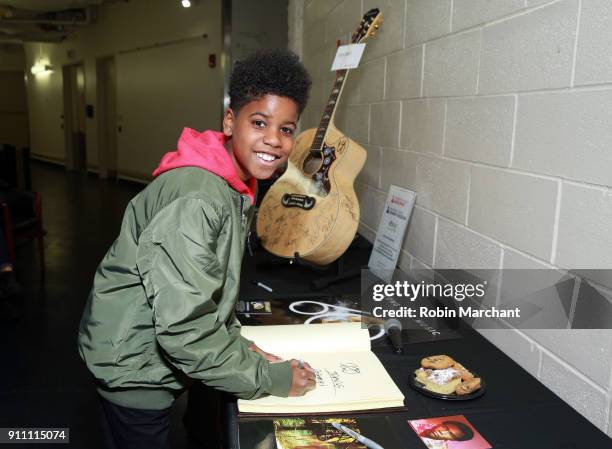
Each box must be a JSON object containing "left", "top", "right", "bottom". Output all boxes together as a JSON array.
[
  {"left": 254, "top": 251, "right": 329, "bottom": 271},
  {"left": 276, "top": 250, "right": 362, "bottom": 290},
  {"left": 250, "top": 233, "right": 365, "bottom": 290},
  {"left": 252, "top": 250, "right": 361, "bottom": 290},
  {"left": 308, "top": 254, "right": 361, "bottom": 290}
]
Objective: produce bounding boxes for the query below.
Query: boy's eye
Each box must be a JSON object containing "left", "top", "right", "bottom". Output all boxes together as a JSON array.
[
  {"left": 253, "top": 120, "right": 266, "bottom": 128},
  {"left": 281, "top": 127, "right": 295, "bottom": 136}
]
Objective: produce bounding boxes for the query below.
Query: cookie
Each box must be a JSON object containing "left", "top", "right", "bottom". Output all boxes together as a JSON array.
[
  {"left": 458, "top": 369, "right": 474, "bottom": 381},
  {"left": 452, "top": 362, "right": 475, "bottom": 381},
  {"left": 455, "top": 377, "right": 481, "bottom": 395},
  {"left": 415, "top": 368, "right": 462, "bottom": 395},
  {"left": 421, "top": 355, "right": 455, "bottom": 370}
]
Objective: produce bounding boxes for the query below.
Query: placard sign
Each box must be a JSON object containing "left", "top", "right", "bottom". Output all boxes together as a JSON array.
[
  {"left": 330, "top": 43, "right": 366, "bottom": 71},
  {"left": 368, "top": 186, "right": 416, "bottom": 283}
]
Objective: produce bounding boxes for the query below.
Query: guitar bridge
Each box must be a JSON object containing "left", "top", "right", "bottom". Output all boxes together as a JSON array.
[{"left": 281, "top": 193, "right": 316, "bottom": 210}]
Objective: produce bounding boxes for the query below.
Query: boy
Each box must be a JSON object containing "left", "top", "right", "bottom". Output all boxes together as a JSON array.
[{"left": 78, "top": 50, "right": 315, "bottom": 449}]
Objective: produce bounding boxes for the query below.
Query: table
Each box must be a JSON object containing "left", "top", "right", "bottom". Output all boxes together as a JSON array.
[{"left": 227, "top": 236, "right": 612, "bottom": 448}]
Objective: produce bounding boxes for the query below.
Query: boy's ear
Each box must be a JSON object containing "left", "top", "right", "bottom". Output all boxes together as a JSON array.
[{"left": 223, "top": 108, "right": 235, "bottom": 137}]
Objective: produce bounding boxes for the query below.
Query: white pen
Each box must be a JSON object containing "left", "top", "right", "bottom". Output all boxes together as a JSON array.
[
  {"left": 332, "top": 422, "right": 384, "bottom": 449},
  {"left": 251, "top": 280, "right": 273, "bottom": 292}
]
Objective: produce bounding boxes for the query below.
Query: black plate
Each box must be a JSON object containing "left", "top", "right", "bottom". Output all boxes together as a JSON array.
[{"left": 409, "top": 369, "right": 486, "bottom": 401}]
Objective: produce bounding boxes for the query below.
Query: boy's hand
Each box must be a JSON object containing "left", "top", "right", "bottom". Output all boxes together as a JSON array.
[
  {"left": 248, "top": 343, "right": 282, "bottom": 362},
  {"left": 288, "top": 359, "right": 316, "bottom": 396}
]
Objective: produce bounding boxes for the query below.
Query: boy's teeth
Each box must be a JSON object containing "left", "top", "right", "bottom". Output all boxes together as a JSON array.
[{"left": 256, "top": 152, "right": 275, "bottom": 162}]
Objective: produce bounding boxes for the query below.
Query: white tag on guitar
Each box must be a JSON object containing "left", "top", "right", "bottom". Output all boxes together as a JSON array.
[{"left": 331, "top": 43, "right": 366, "bottom": 71}]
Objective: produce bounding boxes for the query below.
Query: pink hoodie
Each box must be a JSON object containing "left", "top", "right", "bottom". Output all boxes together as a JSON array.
[{"left": 152, "top": 128, "right": 256, "bottom": 205}]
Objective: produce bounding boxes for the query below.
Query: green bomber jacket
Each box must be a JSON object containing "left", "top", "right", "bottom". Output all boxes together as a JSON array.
[{"left": 77, "top": 167, "right": 291, "bottom": 410}]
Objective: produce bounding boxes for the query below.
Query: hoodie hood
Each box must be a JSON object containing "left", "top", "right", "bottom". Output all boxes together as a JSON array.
[{"left": 152, "top": 128, "right": 256, "bottom": 204}]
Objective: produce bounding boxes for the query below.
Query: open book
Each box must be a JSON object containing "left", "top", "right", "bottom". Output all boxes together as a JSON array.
[{"left": 238, "top": 322, "right": 405, "bottom": 414}]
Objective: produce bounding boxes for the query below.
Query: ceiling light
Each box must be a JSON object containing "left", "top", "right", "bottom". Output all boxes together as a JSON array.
[
  {"left": 31, "top": 63, "right": 52, "bottom": 75},
  {"left": 182, "top": 0, "right": 191, "bottom": 7}
]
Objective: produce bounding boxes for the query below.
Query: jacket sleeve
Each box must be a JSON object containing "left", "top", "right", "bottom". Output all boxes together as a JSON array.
[
  {"left": 227, "top": 313, "right": 254, "bottom": 347},
  {"left": 136, "top": 197, "right": 291, "bottom": 399}
]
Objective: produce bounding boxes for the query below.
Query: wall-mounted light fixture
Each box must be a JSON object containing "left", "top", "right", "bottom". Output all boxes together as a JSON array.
[
  {"left": 31, "top": 63, "right": 53, "bottom": 75},
  {"left": 181, "top": 0, "right": 192, "bottom": 7}
]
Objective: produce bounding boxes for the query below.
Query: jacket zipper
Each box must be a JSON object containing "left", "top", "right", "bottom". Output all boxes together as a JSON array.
[
  {"left": 239, "top": 195, "right": 248, "bottom": 228},
  {"left": 247, "top": 231, "right": 253, "bottom": 256}
]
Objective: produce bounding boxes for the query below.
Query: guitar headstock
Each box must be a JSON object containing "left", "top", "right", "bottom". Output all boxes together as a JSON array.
[{"left": 351, "top": 8, "right": 383, "bottom": 44}]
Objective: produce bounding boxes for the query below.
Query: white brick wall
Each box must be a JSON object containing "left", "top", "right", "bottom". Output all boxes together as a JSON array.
[
  {"left": 369, "top": 101, "right": 401, "bottom": 147},
  {"left": 363, "top": 0, "right": 405, "bottom": 61},
  {"left": 468, "top": 166, "right": 558, "bottom": 260},
  {"left": 400, "top": 99, "right": 445, "bottom": 154},
  {"left": 527, "top": 330, "right": 612, "bottom": 387},
  {"left": 574, "top": 0, "right": 612, "bottom": 85},
  {"left": 414, "top": 155, "right": 470, "bottom": 222},
  {"left": 402, "top": 206, "right": 436, "bottom": 266},
  {"left": 385, "top": 46, "right": 422, "bottom": 100},
  {"left": 452, "top": 0, "right": 525, "bottom": 31},
  {"left": 338, "top": 104, "right": 370, "bottom": 146},
  {"left": 295, "top": 0, "right": 612, "bottom": 436},
  {"left": 540, "top": 352, "right": 608, "bottom": 429},
  {"left": 477, "top": 327, "right": 541, "bottom": 377},
  {"left": 359, "top": 61, "right": 386, "bottom": 103},
  {"left": 380, "top": 148, "right": 417, "bottom": 192},
  {"left": 423, "top": 30, "right": 481, "bottom": 97},
  {"left": 358, "top": 144, "right": 382, "bottom": 189},
  {"left": 435, "top": 218, "right": 502, "bottom": 269},
  {"left": 514, "top": 90, "right": 612, "bottom": 186},
  {"left": 404, "top": 0, "right": 451, "bottom": 47},
  {"left": 325, "top": 0, "right": 361, "bottom": 43},
  {"left": 479, "top": 0, "right": 579, "bottom": 94},
  {"left": 556, "top": 183, "right": 612, "bottom": 270},
  {"left": 445, "top": 95, "right": 514, "bottom": 166}
]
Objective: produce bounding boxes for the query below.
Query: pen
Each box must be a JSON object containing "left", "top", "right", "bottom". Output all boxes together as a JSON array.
[
  {"left": 251, "top": 280, "right": 273, "bottom": 292},
  {"left": 332, "top": 422, "right": 384, "bottom": 449}
]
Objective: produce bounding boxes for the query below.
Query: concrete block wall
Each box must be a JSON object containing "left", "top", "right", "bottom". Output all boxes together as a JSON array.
[{"left": 292, "top": 0, "right": 612, "bottom": 436}]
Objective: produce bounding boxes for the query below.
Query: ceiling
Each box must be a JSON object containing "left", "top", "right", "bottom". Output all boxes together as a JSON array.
[{"left": 0, "top": 0, "right": 120, "bottom": 44}]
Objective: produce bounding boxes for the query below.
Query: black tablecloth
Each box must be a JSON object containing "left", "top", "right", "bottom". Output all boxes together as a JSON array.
[{"left": 227, "top": 236, "right": 611, "bottom": 449}]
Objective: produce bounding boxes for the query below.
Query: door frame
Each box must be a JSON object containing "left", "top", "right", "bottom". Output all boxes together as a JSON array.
[
  {"left": 62, "top": 61, "right": 86, "bottom": 171},
  {"left": 96, "top": 55, "right": 118, "bottom": 179}
]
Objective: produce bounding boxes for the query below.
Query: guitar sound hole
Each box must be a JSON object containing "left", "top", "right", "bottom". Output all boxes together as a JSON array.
[{"left": 303, "top": 152, "right": 322, "bottom": 175}]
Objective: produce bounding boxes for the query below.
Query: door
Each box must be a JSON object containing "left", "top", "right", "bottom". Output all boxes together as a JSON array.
[
  {"left": 96, "top": 56, "right": 118, "bottom": 179},
  {"left": 62, "top": 63, "right": 86, "bottom": 171}
]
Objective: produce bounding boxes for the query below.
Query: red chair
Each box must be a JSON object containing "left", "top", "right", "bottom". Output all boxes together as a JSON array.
[{"left": 1, "top": 191, "right": 44, "bottom": 275}]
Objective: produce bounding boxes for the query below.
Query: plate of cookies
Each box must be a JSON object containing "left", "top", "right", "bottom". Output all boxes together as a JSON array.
[{"left": 409, "top": 355, "right": 485, "bottom": 400}]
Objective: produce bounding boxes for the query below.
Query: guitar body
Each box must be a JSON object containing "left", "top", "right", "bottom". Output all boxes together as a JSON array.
[
  {"left": 256, "top": 124, "right": 366, "bottom": 265},
  {"left": 256, "top": 8, "right": 382, "bottom": 265}
]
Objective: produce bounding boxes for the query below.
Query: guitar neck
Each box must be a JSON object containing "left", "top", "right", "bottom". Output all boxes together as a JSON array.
[{"left": 310, "top": 69, "right": 349, "bottom": 151}]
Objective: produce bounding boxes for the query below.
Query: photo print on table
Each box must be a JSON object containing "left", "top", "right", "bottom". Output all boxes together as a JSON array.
[{"left": 408, "top": 415, "right": 491, "bottom": 449}]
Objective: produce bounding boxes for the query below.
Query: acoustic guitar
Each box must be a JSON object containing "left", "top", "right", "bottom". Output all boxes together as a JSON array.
[{"left": 256, "top": 9, "right": 383, "bottom": 265}]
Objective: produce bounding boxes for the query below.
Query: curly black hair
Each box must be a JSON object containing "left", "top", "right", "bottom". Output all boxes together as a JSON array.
[{"left": 229, "top": 49, "right": 311, "bottom": 115}]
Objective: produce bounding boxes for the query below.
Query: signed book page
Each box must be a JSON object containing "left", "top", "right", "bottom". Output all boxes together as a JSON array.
[{"left": 238, "top": 322, "right": 405, "bottom": 414}]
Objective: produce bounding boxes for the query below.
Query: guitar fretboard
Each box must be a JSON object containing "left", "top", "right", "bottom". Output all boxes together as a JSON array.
[{"left": 310, "top": 69, "right": 349, "bottom": 151}]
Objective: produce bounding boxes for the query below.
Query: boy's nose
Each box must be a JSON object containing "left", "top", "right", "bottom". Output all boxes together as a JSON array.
[{"left": 263, "top": 129, "right": 281, "bottom": 147}]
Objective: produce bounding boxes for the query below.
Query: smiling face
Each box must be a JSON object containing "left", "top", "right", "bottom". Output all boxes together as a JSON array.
[
  {"left": 421, "top": 422, "right": 466, "bottom": 441},
  {"left": 223, "top": 94, "right": 299, "bottom": 181}
]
